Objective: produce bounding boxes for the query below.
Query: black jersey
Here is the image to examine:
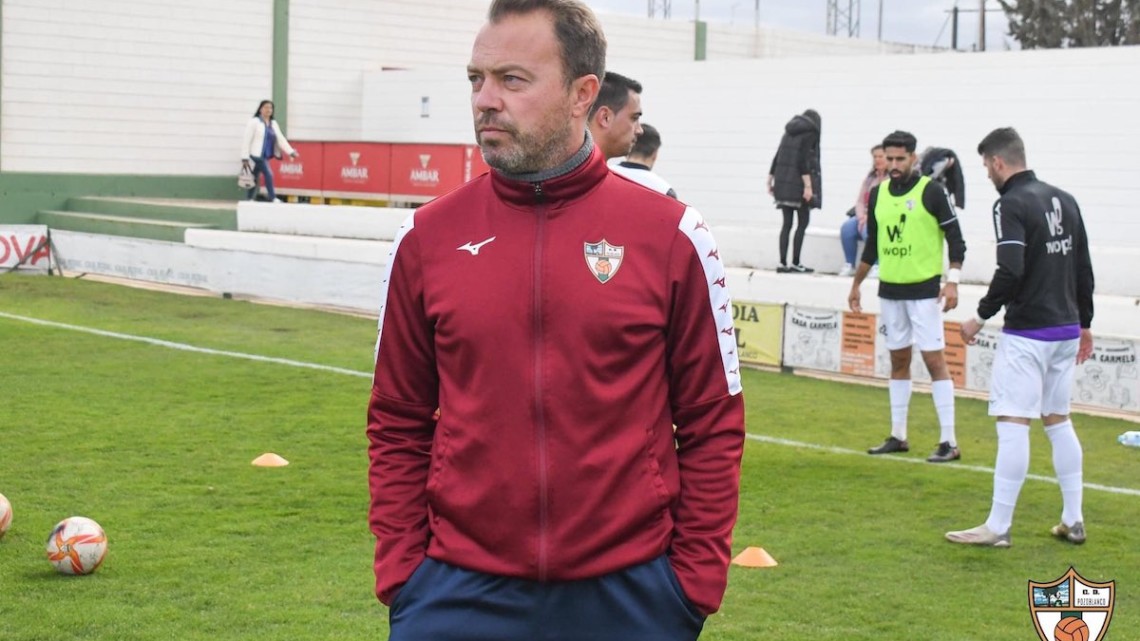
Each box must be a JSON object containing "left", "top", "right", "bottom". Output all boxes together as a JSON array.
[{"left": 977, "top": 171, "right": 1094, "bottom": 329}]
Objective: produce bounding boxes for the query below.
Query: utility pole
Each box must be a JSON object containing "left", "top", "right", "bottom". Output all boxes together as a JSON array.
[
  {"left": 877, "top": 0, "right": 884, "bottom": 41},
  {"left": 951, "top": 5, "right": 959, "bottom": 49},
  {"left": 944, "top": 3, "right": 1000, "bottom": 51},
  {"left": 978, "top": 0, "right": 986, "bottom": 51}
]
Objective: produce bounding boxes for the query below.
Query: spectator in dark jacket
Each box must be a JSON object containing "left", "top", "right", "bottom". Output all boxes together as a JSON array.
[{"left": 767, "top": 109, "right": 821, "bottom": 273}]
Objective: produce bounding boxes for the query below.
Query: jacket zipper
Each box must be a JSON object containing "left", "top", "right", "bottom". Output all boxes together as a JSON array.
[{"left": 531, "top": 181, "right": 549, "bottom": 581}]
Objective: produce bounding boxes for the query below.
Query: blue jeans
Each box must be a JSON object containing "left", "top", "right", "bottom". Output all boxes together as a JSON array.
[
  {"left": 840, "top": 215, "right": 868, "bottom": 265},
  {"left": 246, "top": 156, "right": 275, "bottom": 201},
  {"left": 388, "top": 555, "right": 706, "bottom": 641}
]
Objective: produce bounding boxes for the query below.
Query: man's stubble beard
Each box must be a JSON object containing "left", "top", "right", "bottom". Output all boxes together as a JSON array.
[{"left": 478, "top": 105, "right": 575, "bottom": 174}]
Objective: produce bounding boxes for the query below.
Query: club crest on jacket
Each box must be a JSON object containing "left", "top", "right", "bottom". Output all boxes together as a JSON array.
[{"left": 584, "top": 240, "right": 624, "bottom": 284}]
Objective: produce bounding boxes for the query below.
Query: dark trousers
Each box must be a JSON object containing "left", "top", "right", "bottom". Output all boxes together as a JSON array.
[
  {"left": 779, "top": 205, "right": 811, "bottom": 266},
  {"left": 246, "top": 156, "right": 275, "bottom": 201},
  {"left": 389, "top": 555, "right": 707, "bottom": 641}
]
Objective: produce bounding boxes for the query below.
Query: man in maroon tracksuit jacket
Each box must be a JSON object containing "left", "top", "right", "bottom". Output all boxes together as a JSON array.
[{"left": 367, "top": 1, "right": 746, "bottom": 639}]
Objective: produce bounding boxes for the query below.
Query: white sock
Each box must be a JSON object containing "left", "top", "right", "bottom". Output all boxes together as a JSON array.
[
  {"left": 986, "top": 422, "right": 1030, "bottom": 535},
  {"left": 1045, "top": 420, "right": 1084, "bottom": 526},
  {"left": 931, "top": 379, "right": 956, "bottom": 446},
  {"left": 889, "top": 379, "right": 912, "bottom": 441}
]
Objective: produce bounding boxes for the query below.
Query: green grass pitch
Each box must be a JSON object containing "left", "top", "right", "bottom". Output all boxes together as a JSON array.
[{"left": 0, "top": 276, "right": 1135, "bottom": 640}]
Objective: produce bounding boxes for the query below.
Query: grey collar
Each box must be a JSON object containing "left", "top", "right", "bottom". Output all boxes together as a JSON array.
[{"left": 497, "top": 129, "right": 594, "bottom": 184}]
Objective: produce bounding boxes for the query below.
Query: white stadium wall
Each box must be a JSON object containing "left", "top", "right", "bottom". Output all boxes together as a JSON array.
[
  {"left": 623, "top": 46, "right": 1140, "bottom": 253},
  {"left": 286, "top": 0, "right": 489, "bottom": 142},
  {"left": 288, "top": 0, "right": 927, "bottom": 142},
  {"left": 708, "top": 23, "right": 942, "bottom": 60},
  {"left": 360, "top": 45, "right": 1140, "bottom": 263},
  {"left": 288, "top": 2, "right": 699, "bottom": 142},
  {"left": 0, "top": 0, "right": 952, "bottom": 176},
  {"left": 0, "top": 0, "right": 272, "bottom": 175}
]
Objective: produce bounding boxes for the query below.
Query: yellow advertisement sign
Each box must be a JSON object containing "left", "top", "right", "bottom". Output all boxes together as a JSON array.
[{"left": 732, "top": 301, "right": 784, "bottom": 367}]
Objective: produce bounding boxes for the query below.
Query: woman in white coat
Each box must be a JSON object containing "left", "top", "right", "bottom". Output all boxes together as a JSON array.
[{"left": 241, "top": 100, "right": 298, "bottom": 201}]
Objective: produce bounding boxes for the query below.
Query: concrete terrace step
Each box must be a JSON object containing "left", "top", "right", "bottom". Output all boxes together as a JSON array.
[
  {"left": 66, "top": 197, "right": 238, "bottom": 230},
  {"left": 37, "top": 210, "right": 217, "bottom": 243}
]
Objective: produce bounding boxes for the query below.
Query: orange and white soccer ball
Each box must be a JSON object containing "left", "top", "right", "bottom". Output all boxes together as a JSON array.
[
  {"left": 45, "top": 516, "right": 107, "bottom": 575},
  {"left": 0, "top": 493, "right": 11, "bottom": 539}
]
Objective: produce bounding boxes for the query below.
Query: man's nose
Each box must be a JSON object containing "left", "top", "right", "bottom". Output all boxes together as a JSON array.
[{"left": 473, "top": 82, "right": 503, "bottom": 114}]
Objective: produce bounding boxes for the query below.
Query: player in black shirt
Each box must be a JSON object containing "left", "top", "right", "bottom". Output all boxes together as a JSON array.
[{"left": 947, "top": 128, "right": 1095, "bottom": 547}]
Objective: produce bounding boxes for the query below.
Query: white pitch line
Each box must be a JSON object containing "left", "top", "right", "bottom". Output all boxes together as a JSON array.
[
  {"left": 0, "top": 311, "right": 372, "bottom": 379},
  {"left": 746, "top": 433, "right": 1140, "bottom": 497},
  {"left": 4, "top": 310, "right": 1137, "bottom": 497}
]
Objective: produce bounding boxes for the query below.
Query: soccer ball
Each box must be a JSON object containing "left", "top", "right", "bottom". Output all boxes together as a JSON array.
[
  {"left": 0, "top": 493, "right": 11, "bottom": 539},
  {"left": 45, "top": 516, "right": 108, "bottom": 575}
]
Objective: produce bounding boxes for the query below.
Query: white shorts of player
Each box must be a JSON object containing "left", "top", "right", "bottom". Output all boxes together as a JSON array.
[
  {"left": 989, "top": 333, "right": 1078, "bottom": 418},
  {"left": 879, "top": 298, "right": 945, "bottom": 352}
]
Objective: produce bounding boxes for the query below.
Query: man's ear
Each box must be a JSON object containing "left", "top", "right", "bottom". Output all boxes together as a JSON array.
[{"left": 571, "top": 74, "right": 601, "bottom": 120}]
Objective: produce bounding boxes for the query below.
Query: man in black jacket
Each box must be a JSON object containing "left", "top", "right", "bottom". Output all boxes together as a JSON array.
[
  {"left": 947, "top": 127, "right": 1095, "bottom": 548},
  {"left": 767, "top": 109, "right": 821, "bottom": 273}
]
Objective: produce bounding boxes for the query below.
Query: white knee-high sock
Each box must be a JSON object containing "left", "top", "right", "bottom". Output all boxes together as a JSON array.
[
  {"left": 1045, "top": 420, "right": 1084, "bottom": 526},
  {"left": 986, "top": 422, "right": 1030, "bottom": 535},
  {"left": 931, "top": 379, "right": 956, "bottom": 446},
  {"left": 889, "top": 379, "right": 912, "bottom": 441}
]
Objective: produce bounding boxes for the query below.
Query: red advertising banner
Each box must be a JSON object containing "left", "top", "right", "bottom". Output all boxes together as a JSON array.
[
  {"left": 0, "top": 225, "right": 52, "bottom": 274},
  {"left": 389, "top": 144, "right": 466, "bottom": 200},
  {"left": 464, "top": 145, "right": 491, "bottom": 182},
  {"left": 270, "top": 141, "right": 324, "bottom": 194},
  {"left": 322, "top": 143, "right": 391, "bottom": 198}
]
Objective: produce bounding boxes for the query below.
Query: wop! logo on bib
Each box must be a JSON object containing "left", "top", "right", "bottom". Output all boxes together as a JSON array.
[{"left": 1028, "top": 567, "right": 1114, "bottom": 641}]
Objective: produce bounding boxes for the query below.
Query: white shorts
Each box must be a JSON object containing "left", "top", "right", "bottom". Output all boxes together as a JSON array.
[
  {"left": 879, "top": 298, "right": 945, "bottom": 352},
  {"left": 989, "top": 333, "right": 1079, "bottom": 418}
]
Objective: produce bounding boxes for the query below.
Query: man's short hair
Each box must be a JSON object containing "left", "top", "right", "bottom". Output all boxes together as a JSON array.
[
  {"left": 870, "top": 144, "right": 884, "bottom": 153},
  {"left": 488, "top": 0, "right": 606, "bottom": 87},
  {"left": 629, "top": 123, "right": 661, "bottom": 157},
  {"left": 588, "top": 71, "right": 642, "bottom": 118},
  {"left": 882, "top": 130, "right": 917, "bottom": 153},
  {"left": 977, "top": 127, "right": 1027, "bottom": 166}
]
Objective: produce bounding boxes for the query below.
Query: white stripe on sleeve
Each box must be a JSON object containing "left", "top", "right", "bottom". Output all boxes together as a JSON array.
[
  {"left": 678, "top": 207, "right": 742, "bottom": 396},
  {"left": 374, "top": 211, "right": 417, "bottom": 364}
]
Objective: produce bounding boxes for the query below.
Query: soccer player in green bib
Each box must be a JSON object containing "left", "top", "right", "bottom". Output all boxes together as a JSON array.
[{"left": 848, "top": 131, "right": 967, "bottom": 463}]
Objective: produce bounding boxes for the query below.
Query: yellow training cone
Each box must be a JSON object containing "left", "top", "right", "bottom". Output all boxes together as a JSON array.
[
  {"left": 732, "top": 546, "right": 778, "bottom": 568},
  {"left": 251, "top": 453, "right": 289, "bottom": 467}
]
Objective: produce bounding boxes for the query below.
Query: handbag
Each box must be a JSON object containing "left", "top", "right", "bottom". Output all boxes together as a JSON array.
[{"left": 238, "top": 163, "right": 255, "bottom": 189}]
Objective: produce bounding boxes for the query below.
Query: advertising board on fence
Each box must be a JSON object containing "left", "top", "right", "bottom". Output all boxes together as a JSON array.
[
  {"left": 51, "top": 230, "right": 210, "bottom": 288},
  {"left": 732, "top": 301, "right": 784, "bottom": 367},
  {"left": 784, "top": 304, "right": 1137, "bottom": 415},
  {"left": 389, "top": 144, "right": 467, "bottom": 202},
  {"left": 0, "top": 225, "right": 52, "bottom": 274},
  {"left": 782, "top": 307, "right": 842, "bottom": 372},
  {"left": 322, "top": 143, "right": 391, "bottom": 199},
  {"left": 270, "top": 141, "right": 324, "bottom": 195}
]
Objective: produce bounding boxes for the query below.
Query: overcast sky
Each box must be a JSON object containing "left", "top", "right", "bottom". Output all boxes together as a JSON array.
[{"left": 586, "top": 0, "right": 1014, "bottom": 51}]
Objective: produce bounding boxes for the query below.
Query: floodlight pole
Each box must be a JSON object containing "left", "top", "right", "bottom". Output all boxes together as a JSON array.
[{"left": 877, "top": 0, "right": 883, "bottom": 41}]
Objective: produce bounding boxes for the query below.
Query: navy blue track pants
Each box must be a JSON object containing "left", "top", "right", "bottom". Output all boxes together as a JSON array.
[{"left": 388, "top": 554, "right": 707, "bottom": 641}]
